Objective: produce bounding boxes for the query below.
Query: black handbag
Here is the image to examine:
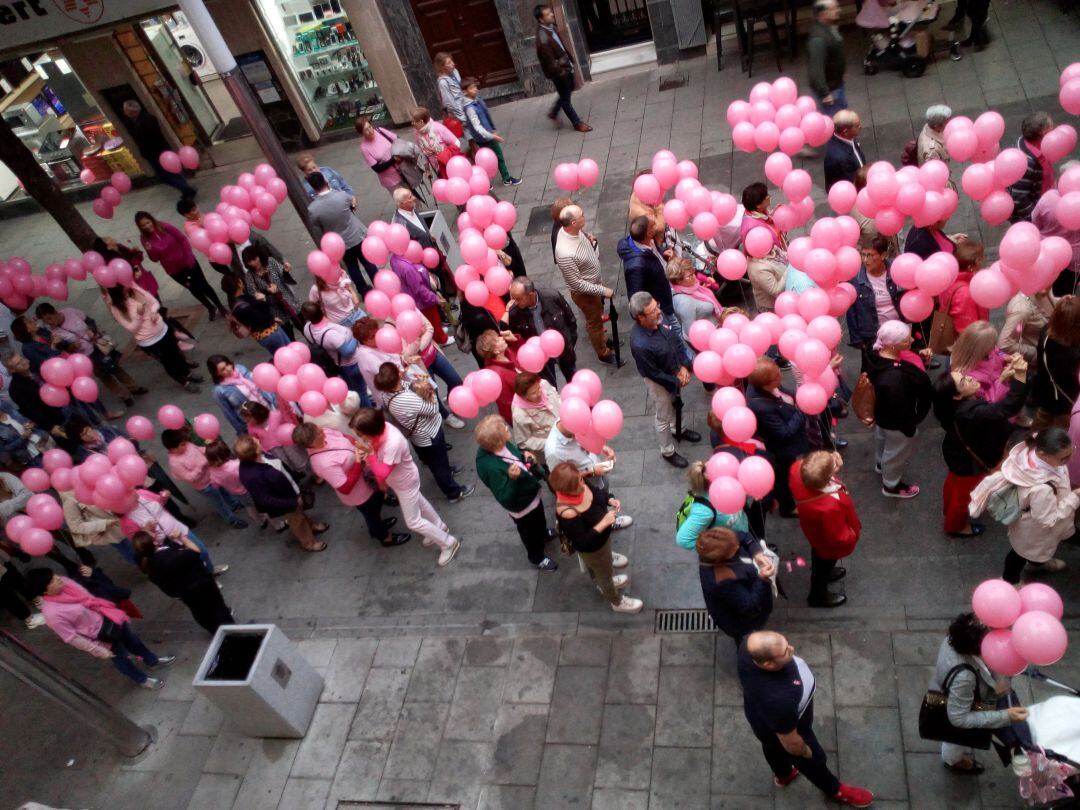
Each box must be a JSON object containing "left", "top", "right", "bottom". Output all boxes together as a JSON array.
[{"left": 918, "top": 664, "right": 996, "bottom": 749}]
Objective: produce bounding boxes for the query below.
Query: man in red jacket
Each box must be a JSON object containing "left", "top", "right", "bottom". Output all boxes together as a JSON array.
[{"left": 789, "top": 452, "right": 861, "bottom": 608}]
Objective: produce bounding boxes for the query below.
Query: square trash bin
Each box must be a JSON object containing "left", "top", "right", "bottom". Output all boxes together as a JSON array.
[{"left": 193, "top": 624, "right": 323, "bottom": 738}]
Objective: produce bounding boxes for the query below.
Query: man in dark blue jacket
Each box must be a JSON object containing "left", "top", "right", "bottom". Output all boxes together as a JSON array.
[
  {"left": 823, "top": 110, "right": 865, "bottom": 191},
  {"left": 629, "top": 292, "right": 700, "bottom": 468},
  {"left": 745, "top": 358, "right": 808, "bottom": 517},
  {"left": 845, "top": 237, "right": 904, "bottom": 352},
  {"left": 619, "top": 216, "right": 692, "bottom": 365}
]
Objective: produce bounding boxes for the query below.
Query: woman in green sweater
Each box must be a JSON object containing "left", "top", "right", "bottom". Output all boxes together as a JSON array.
[
  {"left": 676, "top": 460, "right": 750, "bottom": 550},
  {"left": 474, "top": 415, "right": 558, "bottom": 571}
]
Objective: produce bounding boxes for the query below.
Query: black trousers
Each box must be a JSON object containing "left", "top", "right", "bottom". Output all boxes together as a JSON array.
[
  {"left": 414, "top": 429, "right": 463, "bottom": 499},
  {"left": 140, "top": 327, "right": 191, "bottom": 386},
  {"left": 180, "top": 580, "right": 235, "bottom": 634},
  {"left": 342, "top": 244, "right": 375, "bottom": 295},
  {"left": 172, "top": 262, "right": 225, "bottom": 315},
  {"left": 1003, "top": 549, "right": 1033, "bottom": 584},
  {"left": 772, "top": 455, "right": 797, "bottom": 516},
  {"left": 540, "top": 349, "right": 577, "bottom": 388},
  {"left": 0, "top": 563, "right": 30, "bottom": 621},
  {"left": 355, "top": 490, "right": 389, "bottom": 541},
  {"left": 511, "top": 502, "right": 549, "bottom": 565},
  {"left": 809, "top": 550, "right": 838, "bottom": 600},
  {"left": 756, "top": 702, "right": 840, "bottom": 796}
]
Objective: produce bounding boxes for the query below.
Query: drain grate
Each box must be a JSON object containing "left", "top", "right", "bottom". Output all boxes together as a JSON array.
[
  {"left": 655, "top": 608, "right": 717, "bottom": 633},
  {"left": 658, "top": 72, "right": 689, "bottom": 92}
]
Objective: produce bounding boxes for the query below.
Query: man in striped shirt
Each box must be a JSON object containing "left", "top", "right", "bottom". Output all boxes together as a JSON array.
[
  {"left": 554, "top": 205, "right": 621, "bottom": 366},
  {"left": 374, "top": 363, "right": 474, "bottom": 503}
]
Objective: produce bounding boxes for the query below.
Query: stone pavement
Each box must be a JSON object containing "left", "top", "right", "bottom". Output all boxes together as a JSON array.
[{"left": 1, "top": 1, "right": 1079, "bottom": 807}]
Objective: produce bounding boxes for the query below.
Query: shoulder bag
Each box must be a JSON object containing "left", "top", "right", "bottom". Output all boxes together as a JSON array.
[
  {"left": 851, "top": 372, "right": 876, "bottom": 426},
  {"left": 928, "top": 288, "right": 960, "bottom": 356},
  {"left": 918, "top": 663, "right": 997, "bottom": 748}
]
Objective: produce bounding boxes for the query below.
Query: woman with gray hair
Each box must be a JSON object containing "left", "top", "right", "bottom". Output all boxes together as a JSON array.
[
  {"left": 862, "top": 320, "right": 933, "bottom": 499},
  {"left": 917, "top": 105, "right": 951, "bottom": 167},
  {"left": 667, "top": 256, "right": 723, "bottom": 336}
]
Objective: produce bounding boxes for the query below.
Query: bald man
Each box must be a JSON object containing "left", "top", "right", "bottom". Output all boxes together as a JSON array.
[
  {"left": 738, "top": 631, "right": 873, "bottom": 806},
  {"left": 824, "top": 110, "right": 865, "bottom": 191},
  {"left": 553, "top": 205, "right": 619, "bottom": 365}
]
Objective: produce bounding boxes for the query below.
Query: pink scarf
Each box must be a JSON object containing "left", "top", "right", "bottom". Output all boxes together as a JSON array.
[
  {"left": 46, "top": 578, "right": 128, "bottom": 625},
  {"left": 672, "top": 282, "right": 724, "bottom": 320},
  {"left": 931, "top": 230, "right": 954, "bottom": 254},
  {"left": 222, "top": 371, "right": 267, "bottom": 406},
  {"left": 512, "top": 386, "right": 550, "bottom": 411},
  {"left": 366, "top": 430, "right": 393, "bottom": 486}
]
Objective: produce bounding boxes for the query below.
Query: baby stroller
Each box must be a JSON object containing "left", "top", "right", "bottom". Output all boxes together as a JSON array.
[
  {"left": 856, "top": 0, "right": 943, "bottom": 77},
  {"left": 1014, "top": 670, "right": 1080, "bottom": 808}
]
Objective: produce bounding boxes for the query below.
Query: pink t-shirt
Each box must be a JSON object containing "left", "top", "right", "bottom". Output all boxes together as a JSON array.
[
  {"left": 377, "top": 423, "right": 421, "bottom": 493},
  {"left": 208, "top": 459, "right": 246, "bottom": 495},
  {"left": 309, "top": 279, "right": 359, "bottom": 324},
  {"left": 249, "top": 409, "right": 287, "bottom": 451},
  {"left": 124, "top": 490, "right": 189, "bottom": 542},
  {"left": 167, "top": 443, "right": 211, "bottom": 490},
  {"left": 308, "top": 429, "right": 374, "bottom": 506}
]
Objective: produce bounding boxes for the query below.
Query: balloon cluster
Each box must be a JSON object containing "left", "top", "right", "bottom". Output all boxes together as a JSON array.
[
  {"left": 433, "top": 154, "right": 498, "bottom": 206},
  {"left": 361, "top": 271, "right": 425, "bottom": 350},
  {"left": 1060, "top": 62, "right": 1080, "bottom": 116},
  {"left": 248, "top": 342, "right": 350, "bottom": 419},
  {"left": 1051, "top": 164, "right": 1080, "bottom": 232},
  {"left": 455, "top": 197, "right": 519, "bottom": 306},
  {"left": 703, "top": 440, "right": 774, "bottom": 514},
  {"left": 836, "top": 159, "right": 959, "bottom": 233},
  {"left": 185, "top": 164, "right": 287, "bottom": 263},
  {"left": 973, "top": 579, "right": 1067, "bottom": 674},
  {"left": 38, "top": 355, "right": 99, "bottom": 408},
  {"left": 159, "top": 145, "right": 201, "bottom": 177},
  {"left": 967, "top": 221, "right": 1074, "bottom": 307},
  {"left": 448, "top": 369, "right": 503, "bottom": 418},
  {"left": 960, "top": 139, "right": 1077, "bottom": 228},
  {"left": 516, "top": 329, "right": 566, "bottom": 374},
  {"left": 758, "top": 152, "right": 816, "bottom": 232},
  {"left": 727, "top": 77, "right": 834, "bottom": 156},
  {"left": 633, "top": 150, "right": 738, "bottom": 243},
  {"left": 552, "top": 158, "right": 601, "bottom": 191},
  {"left": 360, "top": 222, "right": 442, "bottom": 278},
  {"left": 88, "top": 171, "right": 134, "bottom": 220},
  {"left": 0, "top": 255, "right": 83, "bottom": 311},
  {"left": 688, "top": 310, "right": 778, "bottom": 384},
  {"left": 551, "top": 369, "right": 624, "bottom": 453}
]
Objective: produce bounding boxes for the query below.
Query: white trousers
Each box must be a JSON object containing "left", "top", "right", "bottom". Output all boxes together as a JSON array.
[{"left": 392, "top": 482, "right": 455, "bottom": 549}]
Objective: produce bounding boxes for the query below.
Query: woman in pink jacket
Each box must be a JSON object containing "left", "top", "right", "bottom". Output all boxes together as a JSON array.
[
  {"left": 104, "top": 283, "right": 202, "bottom": 392},
  {"left": 135, "top": 211, "right": 226, "bottom": 319}
]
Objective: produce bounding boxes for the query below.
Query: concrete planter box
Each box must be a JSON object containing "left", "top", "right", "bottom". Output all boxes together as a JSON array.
[{"left": 193, "top": 624, "right": 323, "bottom": 738}]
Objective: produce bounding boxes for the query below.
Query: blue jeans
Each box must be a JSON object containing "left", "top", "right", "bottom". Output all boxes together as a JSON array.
[
  {"left": 426, "top": 350, "right": 463, "bottom": 392},
  {"left": 98, "top": 619, "right": 159, "bottom": 684},
  {"left": 257, "top": 328, "right": 291, "bottom": 355},
  {"left": 339, "top": 310, "right": 364, "bottom": 328},
  {"left": 817, "top": 85, "right": 847, "bottom": 119},
  {"left": 199, "top": 485, "right": 246, "bottom": 525},
  {"left": 339, "top": 364, "right": 373, "bottom": 407},
  {"left": 663, "top": 312, "right": 694, "bottom": 367},
  {"left": 549, "top": 73, "right": 582, "bottom": 126}
]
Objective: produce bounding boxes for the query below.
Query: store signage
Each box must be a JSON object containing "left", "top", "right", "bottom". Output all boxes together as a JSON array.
[{"left": 0, "top": 0, "right": 168, "bottom": 52}]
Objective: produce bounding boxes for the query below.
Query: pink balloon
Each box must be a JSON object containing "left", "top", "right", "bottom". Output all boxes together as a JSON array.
[
  {"left": 39, "top": 383, "right": 70, "bottom": 408},
  {"left": 446, "top": 155, "right": 472, "bottom": 180},
  {"left": 692, "top": 212, "right": 719, "bottom": 240},
  {"left": 251, "top": 362, "right": 281, "bottom": 392},
  {"left": 723, "top": 344, "right": 757, "bottom": 378},
  {"left": 980, "top": 630, "right": 1028, "bottom": 677},
  {"left": 559, "top": 397, "right": 592, "bottom": 434},
  {"left": 795, "top": 383, "right": 828, "bottom": 415},
  {"left": 709, "top": 476, "right": 746, "bottom": 514},
  {"left": 91, "top": 199, "right": 114, "bottom": 220},
  {"left": 21, "top": 468, "right": 51, "bottom": 493},
  {"left": 915, "top": 255, "right": 957, "bottom": 296},
  {"left": 517, "top": 339, "right": 548, "bottom": 373},
  {"left": 663, "top": 199, "right": 690, "bottom": 231},
  {"left": 744, "top": 227, "right": 775, "bottom": 259},
  {"left": 994, "top": 148, "right": 1029, "bottom": 188},
  {"left": 41, "top": 449, "right": 72, "bottom": 474},
  {"left": 1011, "top": 610, "right": 1068, "bottom": 666},
  {"left": 980, "top": 191, "right": 1014, "bottom": 226},
  {"left": 277, "top": 374, "right": 301, "bottom": 402},
  {"left": 737, "top": 455, "right": 774, "bottom": 499},
  {"left": 50, "top": 468, "right": 74, "bottom": 492},
  {"left": 69, "top": 376, "right": 97, "bottom": 403},
  {"left": 796, "top": 288, "right": 831, "bottom": 321},
  {"left": 806, "top": 315, "right": 842, "bottom": 349},
  {"left": 274, "top": 423, "right": 296, "bottom": 447},
  {"left": 749, "top": 99, "right": 776, "bottom": 125},
  {"left": 299, "top": 390, "right": 328, "bottom": 417},
  {"left": 971, "top": 578, "right": 1023, "bottom": 628},
  {"left": 484, "top": 224, "right": 508, "bottom": 250},
  {"left": 653, "top": 159, "right": 679, "bottom": 190},
  {"left": 467, "top": 369, "right": 502, "bottom": 406},
  {"left": 763, "top": 153, "right": 793, "bottom": 188},
  {"left": 361, "top": 236, "right": 389, "bottom": 267},
  {"left": 800, "top": 112, "right": 829, "bottom": 146},
  {"left": 104, "top": 438, "right": 136, "bottom": 464},
  {"left": 321, "top": 377, "right": 347, "bottom": 405},
  {"left": 391, "top": 292, "right": 416, "bottom": 316},
  {"left": 464, "top": 280, "right": 490, "bottom": 307},
  {"left": 394, "top": 309, "right": 424, "bottom": 343},
  {"left": 1062, "top": 79, "right": 1080, "bottom": 116},
  {"left": 40, "top": 357, "right": 75, "bottom": 388},
  {"left": 158, "top": 404, "right": 186, "bottom": 430},
  {"left": 116, "top": 454, "right": 149, "bottom": 488},
  {"left": 726, "top": 100, "right": 752, "bottom": 126},
  {"left": 373, "top": 269, "right": 402, "bottom": 296},
  {"left": 827, "top": 181, "right": 857, "bottom": 214},
  {"left": 266, "top": 177, "right": 287, "bottom": 203},
  {"left": 403, "top": 241, "right": 425, "bottom": 264},
  {"left": 364, "top": 290, "right": 392, "bottom": 319},
  {"left": 178, "top": 145, "right": 200, "bottom": 171},
  {"left": 445, "top": 177, "right": 471, "bottom": 206},
  {"left": 732, "top": 121, "right": 757, "bottom": 152},
  {"left": 591, "top": 400, "right": 624, "bottom": 439},
  {"left": 571, "top": 369, "right": 602, "bottom": 405},
  {"left": 159, "top": 151, "right": 182, "bottom": 173},
  {"left": 973, "top": 111, "right": 1005, "bottom": 147},
  {"left": 738, "top": 322, "right": 771, "bottom": 356},
  {"left": 554, "top": 162, "right": 580, "bottom": 191},
  {"left": 320, "top": 232, "right": 346, "bottom": 265},
  {"left": 707, "top": 451, "right": 741, "bottom": 482},
  {"left": 693, "top": 351, "right": 725, "bottom": 383},
  {"left": 191, "top": 414, "right": 219, "bottom": 442},
  {"left": 1058, "top": 191, "right": 1080, "bottom": 230},
  {"left": 493, "top": 201, "right": 517, "bottom": 231},
  {"left": 1000, "top": 222, "right": 1042, "bottom": 269},
  {"left": 708, "top": 327, "right": 739, "bottom": 356},
  {"left": 207, "top": 242, "right": 232, "bottom": 265},
  {"left": 384, "top": 224, "right": 410, "bottom": 256},
  {"left": 79, "top": 168, "right": 96, "bottom": 184},
  {"left": 375, "top": 325, "right": 403, "bottom": 353},
  {"left": 126, "top": 415, "right": 154, "bottom": 441},
  {"left": 539, "top": 329, "right": 566, "bottom": 359},
  {"left": 1018, "top": 583, "right": 1064, "bottom": 620},
  {"left": 20, "top": 528, "right": 53, "bottom": 557},
  {"left": 100, "top": 185, "right": 122, "bottom": 207},
  {"left": 899, "top": 289, "right": 935, "bottom": 322},
  {"left": 946, "top": 128, "right": 978, "bottom": 163},
  {"left": 467, "top": 195, "right": 496, "bottom": 228},
  {"left": 754, "top": 122, "right": 780, "bottom": 153},
  {"left": 777, "top": 126, "right": 807, "bottom": 156},
  {"left": 448, "top": 386, "right": 479, "bottom": 419},
  {"left": 782, "top": 169, "right": 811, "bottom": 202},
  {"left": 475, "top": 147, "right": 499, "bottom": 180},
  {"left": 716, "top": 249, "right": 747, "bottom": 281},
  {"left": 633, "top": 174, "right": 662, "bottom": 206}
]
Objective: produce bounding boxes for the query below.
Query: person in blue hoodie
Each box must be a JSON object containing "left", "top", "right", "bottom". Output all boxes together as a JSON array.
[
  {"left": 619, "top": 216, "right": 692, "bottom": 365},
  {"left": 461, "top": 77, "right": 521, "bottom": 187}
]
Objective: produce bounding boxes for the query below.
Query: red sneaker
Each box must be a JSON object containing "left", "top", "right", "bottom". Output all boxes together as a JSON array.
[
  {"left": 834, "top": 783, "right": 874, "bottom": 807},
  {"left": 774, "top": 766, "right": 799, "bottom": 787}
]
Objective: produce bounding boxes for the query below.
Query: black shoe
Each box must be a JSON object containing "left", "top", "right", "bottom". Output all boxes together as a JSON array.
[
  {"left": 599, "top": 354, "right": 626, "bottom": 368},
  {"left": 381, "top": 517, "right": 398, "bottom": 532},
  {"left": 188, "top": 374, "right": 205, "bottom": 383},
  {"left": 927, "top": 359, "right": 942, "bottom": 370},
  {"left": 662, "top": 452, "right": 689, "bottom": 468},
  {"left": 132, "top": 387, "right": 149, "bottom": 396},
  {"left": 385, "top": 493, "right": 399, "bottom": 508},
  {"left": 380, "top": 532, "right": 411, "bottom": 547},
  {"left": 947, "top": 523, "right": 986, "bottom": 538},
  {"left": 832, "top": 437, "right": 849, "bottom": 450},
  {"left": 829, "top": 566, "right": 846, "bottom": 582},
  {"left": 123, "top": 398, "right": 135, "bottom": 408},
  {"left": 537, "top": 557, "right": 559, "bottom": 571},
  {"left": 445, "top": 443, "right": 454, "bottom": 451},
  {"left": 208, "top": 309, "right": 217, "bottom": 322},
  {"left": 676, "top": 429, "right": 702, "bottom": 444},
  {"left": 808, "top": 592, "right": 847, "bottom": 608}
]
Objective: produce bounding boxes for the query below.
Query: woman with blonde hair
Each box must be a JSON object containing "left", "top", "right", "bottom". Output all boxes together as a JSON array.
[
  {"left": 949, "top": 321, "right": 1015, "bottom": 405},
  {"left": 676, "top": 460, "right": 749, "bottom": 550}
]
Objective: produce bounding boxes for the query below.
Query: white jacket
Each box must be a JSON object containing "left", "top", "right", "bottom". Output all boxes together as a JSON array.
[{"left": 1001, "top": 443, "right": 1079, "bottom": 562}]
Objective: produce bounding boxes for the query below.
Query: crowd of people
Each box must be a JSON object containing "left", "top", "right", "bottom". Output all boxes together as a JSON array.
[{"left": 1, "top": 50, "right": 1079, "bottom": 805}]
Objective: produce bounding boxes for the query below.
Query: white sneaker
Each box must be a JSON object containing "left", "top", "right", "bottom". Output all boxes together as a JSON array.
[
  {"left": 25, "top": 613, "right": 46, "bottom": 629},
  {"left": 611, "top": 552, "right": 629, "bottom": 569},
  {"left": 438, "top": 539, "right": 460, "bottom": 567},
  {"left": 611, "top": 595, "right": 643, "bottom": 614},
  {"left": 140, "top": 676, "right": 166, "bottom": 690},
  {"left": 612, "top": 574, "right": 629, "bottom": 589},
  {"left": 213, "top": 564, "right": 230, "bottom": 576},
  {"left": 442, "top": 335, "right": 456, "bottom": 346},
  {"left": 445, "top": 414, "right": 465, "bottom": 429},
  {"left": 613, "top": 516, "right": 633, "bottom": 530}
]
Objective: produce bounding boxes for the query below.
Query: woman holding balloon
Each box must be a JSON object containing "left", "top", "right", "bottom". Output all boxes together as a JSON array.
[
  {"left": 134, "top": 211, "right": 227, "bottom": 320},
  {"left": 476, "top": 330, "right": 520, "bottom": 422},
  {"left": 241, "top": 244, "right": 301, "bottom": 334},
  {"left": 310, "top": 273, "right": 363, "bottom": 328},
  {"left": 739, "top": 183, "right": 789, "bottom": 313},
  {"left": 208, "top": 355, "right": 276, "bottom": 437},
  {"left": 389, "top": 250, "right": 451, "bottom": 345},
  {"left": 221, "top": 273, "right": 292, "bottom": 354}
]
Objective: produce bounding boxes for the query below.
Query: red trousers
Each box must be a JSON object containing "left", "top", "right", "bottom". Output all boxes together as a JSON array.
[
  {"left": 942, "top": 471, "right": 985, "bottom": 533},
  {"left": 421, "top": 305, "right": 449, "bottom": 345}
]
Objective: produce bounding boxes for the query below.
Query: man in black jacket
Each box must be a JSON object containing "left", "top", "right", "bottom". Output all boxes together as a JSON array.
[
  {"left": 629, "top": 292, "right": 699, "bottom": 468},
  {"left": 823, "top": 110, "right": 865, "bottom": 191},
  {"left": 508, "top": 277, "right": 577, "bottom": 385},
  {"left": 745, "top": 358, "right": 809, "bottom": 517},
  {"left": 3, "top": 353, "right": 65, "bottom": 433},
  {"left": 122, "top": 100, "right": 196, "bottom": 200},
  {"left": 534, "top": 5, "right": 591, "bottom": 132}
]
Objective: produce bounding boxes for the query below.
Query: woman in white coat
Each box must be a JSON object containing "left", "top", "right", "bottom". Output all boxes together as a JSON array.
[{"left": 999, "top": 427, "right": 1080, "bottom": 583}]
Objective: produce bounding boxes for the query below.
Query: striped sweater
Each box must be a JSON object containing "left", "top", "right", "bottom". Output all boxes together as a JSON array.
[
  {"left": 383, "top": 386, "right": 441, "bottom": 446},
  {"left": 555, "top": 228, "right": 606, "bottom": 297}
]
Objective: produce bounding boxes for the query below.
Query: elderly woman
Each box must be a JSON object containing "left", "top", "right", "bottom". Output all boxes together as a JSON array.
[
  {"left": 476, "top": 330, "right": 519, "bottom": 422},
  {"left": 1000, "top": 289, "right": 1057, "bottom": 363},
  {"left": 549, "top": 461, "right": 641, "bottom": 614},
  {"left": 297, "top": 152, "right": 355, "bottom": 206},
  {"left": 949, "top": 321, "right": 1013, "bottom": 405},
  {"left": 677, "top": 460, "right": 749, "bottom": 551},
  {"left": 1032, "top": 296, "right": 1080, "bottom": 431},
  {"left": 928, "top": 613, "right": 1030, "bottom": 773},
  {"left": 739, "top": 182, "right": 788, "bottom": 312},
  {"left": 511, "top": 372, "right": 560, "bottom": 464},
  {"left": 864, "top": 320, "right": 933, "bottom": 499},
  {"left": 410, "top": 106, "right": 460, "bottom": 179},
  {"left": 356, "top": 114, "right": 426, "bottom": 200},
  {"left": 933, "top": 356, "right": 1029, "bottom": 537},
  {"left": 474, "top": 414, "right": 557, "bottom": 571},
  {"left": 916, "top": 105, "right": 951, "bottom": 168},
  {"left": 697, "top": 527, "right": 774, "bottom": 643},
  {"left": 668, "top": 256, "right": 724, "bottom": 335},
  {"left": 207, "top": 354, "right": 275, "bottom": 436},
  {"left": 241, "top": 244, "right": 300, "bottom": 333}
]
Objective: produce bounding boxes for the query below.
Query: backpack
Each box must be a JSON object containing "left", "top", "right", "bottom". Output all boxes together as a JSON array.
[
  {"left": 985, "top": 483, "right": 1022, "bottom": 525},
  {"left": 900, "top": 139, "right": 919, "bottom": 166},
  {"left": 306, "top": 328, "right": 343, "bottom": 377},
  {"left": 676, "top": 492, "right": 716, "bottom": 531}
]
